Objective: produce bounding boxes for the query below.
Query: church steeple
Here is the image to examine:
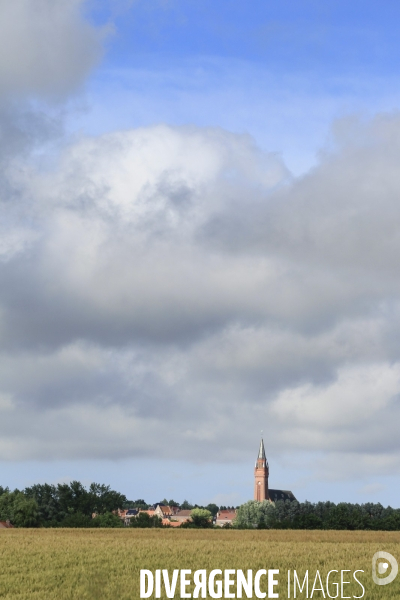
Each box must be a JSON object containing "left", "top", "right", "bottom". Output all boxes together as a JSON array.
[
  {"left": 258, "top": 438, "right": 266, "bottom": 460},
  {"left": 254, "top": 437, "right": 269, "bottom": 501}
]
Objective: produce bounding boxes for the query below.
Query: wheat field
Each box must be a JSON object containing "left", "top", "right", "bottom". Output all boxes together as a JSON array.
[{"left": 0, "top": 529, "right": 399, "bottom": 599}]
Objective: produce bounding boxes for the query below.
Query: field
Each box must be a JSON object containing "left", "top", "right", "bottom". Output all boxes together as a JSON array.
[{"left": 0, "top": 529, "right": 399, "bottom": 599}]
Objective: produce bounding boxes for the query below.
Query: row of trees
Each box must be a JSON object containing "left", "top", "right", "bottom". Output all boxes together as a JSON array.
[
  {"left": 3, "top": 482, "right": 400, "bottom": 530},
  {"left": 0, "top": 482, "right": 126, "bottom": 528},
  {"left": 234, "top": 500, "right": 400, "bottom": 530},
  {"left": 0, "top": 484, "right": 219, "bottom": 527}
]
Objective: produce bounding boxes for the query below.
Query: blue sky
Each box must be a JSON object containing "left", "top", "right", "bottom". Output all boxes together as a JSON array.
[
  {"left": 73, "top": 0, "right": 400, "bottom": 176},
  {"left": 91, "top": 0, "right": 400, "bottom": 72},
  {"left": 1, "top": 0, "right": 400, "bottom": 507}
]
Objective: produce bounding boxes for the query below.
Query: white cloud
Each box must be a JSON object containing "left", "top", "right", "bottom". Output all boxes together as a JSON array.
[
  {"left": 1, "top": 113, "right": 400, "bottom": 483},
  {"left": 271, "top": 363, "right": 400, "bottom": 428},
  {"left": 0, "top": 0, "right": 107, "bottom": 98}
]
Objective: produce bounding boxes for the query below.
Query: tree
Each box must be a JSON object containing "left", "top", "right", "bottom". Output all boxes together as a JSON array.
[
  {"left": 206, "top": 504, "right": 219, "bottom": 517},
  {"left": 88, "top": 483, "right": 126, "bottom": 514},
  {"left": 130, "top": 512, "right": 164, "bottom": 528},
  {"left": 124, "top": 499, "right": 149, "bottom": 510},
  {"left": 180, "top": 500, "right": 193, "bottom": 510},
  {"left": 234, "top": 500, "right": 276, "bottom": 529},
  {"left": 190, "top": 508, "right": 213, "bottom": 528},
  {"left": 235, "top": 500, "right": 400, "bottom": 531},
  {"left": 24, "top": 481, "right": 126, "bottom": 525},
  {"left": 92, "top": 512, "right": 124, "bottom": 528},
  {"left": 0, "top": 491, "right": 40, "bottom": 527},
  {"left": 24, "top": 483, "right": 61, "bottom": 523},
  {"left": 59, "top": 512, "right": 92, "bottom": 528}
]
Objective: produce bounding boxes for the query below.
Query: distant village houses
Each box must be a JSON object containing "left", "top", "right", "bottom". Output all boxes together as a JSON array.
[{"left": 215, "top": 509, "right": 237, "bottom": 527}]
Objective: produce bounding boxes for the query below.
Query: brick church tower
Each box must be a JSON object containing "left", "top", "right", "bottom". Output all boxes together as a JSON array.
[{"left": 254, "top": 438, "right": 269, "bottom": 501}]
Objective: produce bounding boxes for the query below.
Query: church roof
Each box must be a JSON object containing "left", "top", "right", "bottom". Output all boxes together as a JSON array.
[{"left": 269, "top": 489, "right": 297, "bottom": 502}]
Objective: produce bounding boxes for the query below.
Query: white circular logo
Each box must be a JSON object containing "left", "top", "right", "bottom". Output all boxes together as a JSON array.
[{"left": 372, "top": 552, "right": 398, "bottom": 586}]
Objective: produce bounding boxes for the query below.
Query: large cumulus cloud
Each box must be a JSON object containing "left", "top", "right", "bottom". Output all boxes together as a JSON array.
[
  {"left": 0, "top": 2, "right": 400, "bottom": 480},
  {"left": 1, "top": 113, "right": 400, "bottom": 479}
]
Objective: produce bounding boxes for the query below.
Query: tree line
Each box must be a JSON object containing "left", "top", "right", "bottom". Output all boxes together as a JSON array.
[
  {"left": 234, "top": 500, "right": 400, "bottom": 530},
  {"left": 3, "top": 483, "right": 399, "bottom": 530},
  {"left": 0, "top": 483, "right": 224, "bottom": 527},
  {"left": 0, "top": 482, "right": 126, "bottom": 528}
]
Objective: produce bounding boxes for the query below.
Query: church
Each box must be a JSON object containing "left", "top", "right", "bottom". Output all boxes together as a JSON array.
[{"left": 254, "top": 438, "right": 296, "bottom": 503}]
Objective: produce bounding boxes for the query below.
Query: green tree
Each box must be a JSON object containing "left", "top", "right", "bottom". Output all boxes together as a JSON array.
[
  {"left": 130, "top": 512, "right": 163, "bottom": 528},
  {"left": 25, "top": 481, "right": 126, "bottom": 525},
  {"left": 189, "top": 508, "right": 213, "bottom": 528},
  {"left": 234, "top": 500, "right": 276, "bottom": 529},
  {"left": 24, "top": 484, "right": 61, "bottom": 523},
  {"left": 180, "top": 499, "right": 193, "bottom": 510},
  {"left": 0, "top": 491, "right": 14, "bottom": 521},
  {"left": 92, "top": 512, "right": 124, "bottom": 528},
  {"left": 0, "top": 491, "right": 40, "bottom": 527},
  {"left": 88, "top": 483, "right": 126, "bottom": 514},
  {"left": 205, "top": 503, "right": 219, "bottom": 517},
  {"left": 124, "top": 499, "right": 149, "bottom": 510},
  {"left": 59, "top": 512, "right": 92, "bottom": 528},
  {"left": 233, "top": 500, "right": 400, "bottom": 531}
]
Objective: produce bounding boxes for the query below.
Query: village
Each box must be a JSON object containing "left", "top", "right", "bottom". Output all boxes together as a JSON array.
[
  {"left": 114, "top": 439, "right": 295, "bottom": 528},
  {"left": 116, "top": 504, "right": 238, "bottom": 527}
]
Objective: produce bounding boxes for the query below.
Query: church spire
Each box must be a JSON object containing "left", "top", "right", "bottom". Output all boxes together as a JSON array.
[
  {"left": 254, "top": 437, "right": 269, "bottom": 501},
  {"left": 258, "top": 438, "right": 266, "bottom": 460}
]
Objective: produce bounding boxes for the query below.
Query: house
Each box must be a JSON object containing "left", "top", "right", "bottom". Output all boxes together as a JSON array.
[
  {"left": 166, "top": 520, "right": 182, "bottom": 527},
  {"left": 171, "top": 509, "right": 192, "bottom": 523},
  {"left": 215, "top": 510, "right": 236, "bottom": 527},
  {"left": 139, "top": 509, "right": 156, "bottom": 517},
  {"left": 154, "top": 504, "right": 173, "bottom": 518},
  {"left": 123, "top": 509, "right": 139, "bottom": 526},
  {"left": 0, "top": 521, "right": 13, "bottom": 529}
]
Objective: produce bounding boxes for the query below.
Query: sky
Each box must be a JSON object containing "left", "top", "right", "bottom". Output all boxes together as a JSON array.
[{"left": 1, "top": 0, "right": 400, "bottom": 507}]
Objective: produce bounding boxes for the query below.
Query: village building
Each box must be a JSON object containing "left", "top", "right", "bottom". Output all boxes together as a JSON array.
[
  {"left": 154, "top": 504, "right": 173, "bottom": 519},
  {"left": 166, "top": 520, "right": 182, "bottom": 527},
  {"left": 170, "top": 509, "right": 192, "bottom": 524},
  {"left": 215, "top": 509, "right": 236, "bottom": 527},
  {"left": 139, "top": 509, "right": 156, "bottom": 517},
  {"left": 123, "top": 508, "right": 138, "bottom": 526},
  {"left": 0, "top": 521, "right": 13, "bottom": 529}
]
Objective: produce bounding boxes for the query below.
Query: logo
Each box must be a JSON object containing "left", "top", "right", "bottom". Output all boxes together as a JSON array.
[{"left": 372, "top": 551, "right": 398, "bottom": 586}]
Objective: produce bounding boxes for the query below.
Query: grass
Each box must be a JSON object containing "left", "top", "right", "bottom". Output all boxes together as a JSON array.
[{"left": 0, "top": 529, "right": 399, "bottom": 599}]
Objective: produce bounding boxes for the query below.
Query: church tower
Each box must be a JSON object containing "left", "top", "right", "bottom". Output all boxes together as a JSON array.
[{"left": 254, "top": 438, "right": 269, "bottom": 501}]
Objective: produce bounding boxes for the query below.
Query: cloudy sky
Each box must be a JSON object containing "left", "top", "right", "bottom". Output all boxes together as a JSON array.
[{"left": 1, "top": 0, "right": 400, "bottom": 506}]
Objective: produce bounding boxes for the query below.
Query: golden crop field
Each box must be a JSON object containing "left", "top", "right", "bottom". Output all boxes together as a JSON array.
[{"left": 0, "top": 529, "right": 399, "bottom": 600}]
